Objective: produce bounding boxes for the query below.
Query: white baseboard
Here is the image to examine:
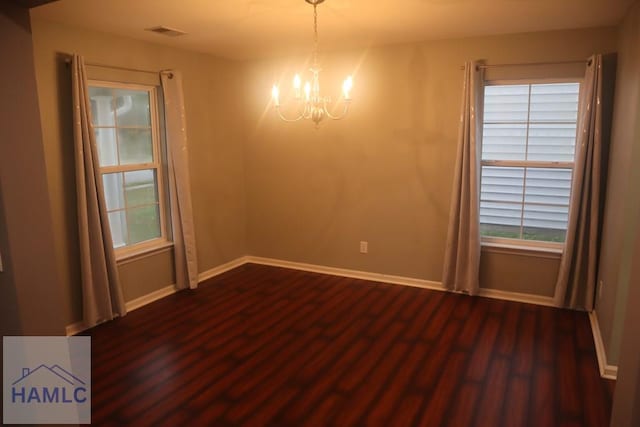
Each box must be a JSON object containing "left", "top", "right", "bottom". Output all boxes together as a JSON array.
[
  {"left": 245, "top": 256, "right": 555, "bottom": 308},
  {"left": 477, "top": 288, "right": 555, "bottom": 307},
  {"left": 588, "top": 311, "right": 618, "bottom": 380},
  {"left": 197, "top": 256, "right": 250, "bottom": 283},
  {"left": 245, "top": 256, "right": 445, "bottom": 291},
  {"left": 66, "top": 256, "right": 249, "bottom": 336},
  {"left": 65, "top": 284, "right": 177, "bottom": 336},
  {"left": 125, "top": 284, "right": 178, "bottom": 312}
]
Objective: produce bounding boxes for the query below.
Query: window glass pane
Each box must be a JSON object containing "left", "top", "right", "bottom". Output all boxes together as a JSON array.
[
  {"left": 480, "top": 167, "right": 525, "bottom": 238},
  {"left": 89, "top": 87, "right": 115, "bottom": 126},
  {"left": 524, "top": 168, "right": 572, "bottom": 206},
  {"left": 522, "top": 227, "right": 567, "bottom": 242},
  {"left": 527, "top": 123, "right": 577, "bottom": 162},
  {"left": 480, "top": 166, "right": 524, "bottom": 203},
  {"left": 482, "top": 123, "right": 527, "bottom": 161},
  {"left": 522, "top": 167, "right": 570, "bottom": 243},
  {"left": 529, "top": 83, "right": 580, "bottom": 123},
  {"left": 124, "top": 169, "right": 158, "bottom": 208},
  {"left": 480, "top": 166, "right": 573, "bottom": 243},
  {"left": 483, "top": 85, "right": 530, "bottom": 123},
  {"left": 108, "top": 211, "right": 128, "bottom": 248},
  {"left": 118, "top": 128, "right": 153, "bottom": 165},
  {"left": 114, "top": 89, "right": 151, "bottom": 127},
  {"left": 94, "top": 128, "right": 118, "bottom": 167},
  {"left": 480, "top": 201, "right": 523, "bottom": 226},
  {"left": 102, "top": 173, "right": 125, "bottom": 211},
  {"left": 480, "top": 223, "right": 522, "bottom": 239},
  {"left": 127, "top": 205, "right": 161, "bottom": 245},
  {"left": 523, "top": 204, "right": 568, "bottom": 242}
]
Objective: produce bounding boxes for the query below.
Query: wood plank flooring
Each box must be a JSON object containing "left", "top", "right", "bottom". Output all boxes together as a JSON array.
[{"left": 87, "top": 263, "right": 615, "bottom": 426}]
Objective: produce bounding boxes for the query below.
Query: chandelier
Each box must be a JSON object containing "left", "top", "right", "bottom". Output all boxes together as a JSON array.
[{"left": 271, "top": 0, "right": 353, "bottom": 127}]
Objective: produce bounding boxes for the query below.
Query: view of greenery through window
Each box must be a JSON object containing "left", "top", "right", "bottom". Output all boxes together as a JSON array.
[{"left": 479, "top": 224, "right": 567, "bottom": 243}]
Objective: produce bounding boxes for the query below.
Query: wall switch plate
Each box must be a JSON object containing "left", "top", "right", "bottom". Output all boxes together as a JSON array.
[{"left": 359, "top": 241, "right": 368, "bottom": 254}]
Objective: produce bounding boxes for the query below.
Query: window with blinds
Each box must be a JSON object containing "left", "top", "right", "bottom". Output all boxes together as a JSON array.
[{"left": 480, "top": 82, "right": 580, "bottom": 245}]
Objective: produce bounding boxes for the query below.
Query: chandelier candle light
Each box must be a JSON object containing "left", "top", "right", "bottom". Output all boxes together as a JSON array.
[{"left": 271, "top": 0, "right": 353, "bottom": 127}]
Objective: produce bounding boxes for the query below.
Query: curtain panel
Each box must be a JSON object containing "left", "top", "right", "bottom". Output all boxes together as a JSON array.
[
  {"left": 554, "top": 54, "right": 606, "bottom": 310},
  {"left": 160, "top": 70, "right": 199, "bottom": 290},
  {"left": 442, "top": 61, "right": 484, "bottom": 295},
  {"left": 71, "top": 54, "right": 127, "bottom": 327}
]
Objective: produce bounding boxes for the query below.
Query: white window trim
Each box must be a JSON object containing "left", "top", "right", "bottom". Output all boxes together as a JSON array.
[
  {"left": 485, "top": 77, "right": 584, "bottom": 86},
  {"left": 481, "top": 240, "right": 563, "bottom": 259},
  {"left": 88, "top": 80, "right": 172, "bottom": 260},
  {"left": 480, "top": 78, "right": 583, "bottom": 252},
  {"left": 481, "top": 236, "right": 564, "bottom": 254}
]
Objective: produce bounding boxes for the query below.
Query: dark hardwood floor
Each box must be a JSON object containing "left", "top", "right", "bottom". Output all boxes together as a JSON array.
[{"left": 88, "top": 263, "right": 615, "bottom": 426}]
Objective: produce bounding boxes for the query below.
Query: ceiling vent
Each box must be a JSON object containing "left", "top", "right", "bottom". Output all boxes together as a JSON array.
[{"left": 145, "top": 26, "right": 187, "bottom": 37}]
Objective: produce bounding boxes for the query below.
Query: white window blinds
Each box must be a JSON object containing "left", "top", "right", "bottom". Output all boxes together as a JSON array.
[{"left": 480, "top": 82, "right": 580, "bottom": 243}]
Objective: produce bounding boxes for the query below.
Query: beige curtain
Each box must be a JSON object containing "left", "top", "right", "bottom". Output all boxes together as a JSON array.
[
  {"left": 71, "top": 54, "right": 127, "bottom": 327},
  {"left": 554, "top": 54, "right": 605, "bottom": 310},
  {"left": 442, "top": 61, "right": 484, "bottom": 295},
  {"left": 160, "top": 70, "right": 199, "bottom": 290}
]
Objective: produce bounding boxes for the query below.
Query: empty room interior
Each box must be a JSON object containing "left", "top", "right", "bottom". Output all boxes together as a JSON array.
[{"left": 2, "top": 0, "right": 640, "bottom": 425}]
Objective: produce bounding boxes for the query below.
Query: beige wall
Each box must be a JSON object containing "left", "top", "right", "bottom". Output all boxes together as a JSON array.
[
  {"left": 119, "top": 249, "right": 176, "bottom": 301},
  {"left": 604, "top": 3, "right": 640, "bottom": 420},
  {"left": 611, "top": 42, "right": 640, "bottom": 422},
  {"left": 0, "top": 185, "right": 20, "bottom": 336},
  {"left": 30, "top": 18, "right": 247, "bottom": 326},
  {"left": 0, "top": 4, "right": 64, "bottom": 336},
  {"left": 242, "top": 27, "right": 617, "bottom": 293},
  {"left": 611, "top": 194, "right": 640, "bottom": 426},
  {"left": 480, "top": 249, "right": 560, "bottom": 296},
  {"left": 596, "top": 1, "right": 640, "bottom": 366}
]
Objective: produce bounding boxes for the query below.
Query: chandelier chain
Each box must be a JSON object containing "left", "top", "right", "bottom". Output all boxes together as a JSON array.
[{"left": 313, "top": 3, "right": 319, "bottom": 67}]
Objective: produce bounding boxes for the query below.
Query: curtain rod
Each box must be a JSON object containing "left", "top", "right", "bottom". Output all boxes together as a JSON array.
[
  {"left": 63, "top": 56, "right": 171, "bottom": 76},
  {"left": 459, "top": 59, "right": 590, "bottom": 70}
]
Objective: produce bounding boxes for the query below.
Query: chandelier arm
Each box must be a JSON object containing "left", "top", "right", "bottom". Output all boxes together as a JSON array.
[
  {"left": 301, "top": 104, "right": 310, "bottom": 119},
  {"left": 324, "top": 102, "right": 351, "bottom": 120},
  {"left": 275, "top": 107, "right": 306, "bottom": 122}
]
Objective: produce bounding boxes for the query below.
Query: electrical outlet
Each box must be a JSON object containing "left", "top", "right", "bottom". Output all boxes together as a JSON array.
[{"left": 359, "top": 241, "right": 368, "bottom": 254}]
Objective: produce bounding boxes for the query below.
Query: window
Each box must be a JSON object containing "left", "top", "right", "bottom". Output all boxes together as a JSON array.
[
  {"left": 89, "top": 82, "right": 169, "bottom": 255},
  {"left": 480, "top": 81, "right": 580, "bottom": 247}
]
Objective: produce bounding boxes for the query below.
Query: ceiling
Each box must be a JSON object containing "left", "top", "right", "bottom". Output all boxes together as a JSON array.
[{"left": 31, "top": 0, "right": 635, "bottom": 60}]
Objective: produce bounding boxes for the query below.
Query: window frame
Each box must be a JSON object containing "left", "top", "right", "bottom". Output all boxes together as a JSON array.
[
  {"left": 88, "top": 79, "right": 171, "bottom": 260},
  {"left": 480, "top": 77, "right": 583, "bottom": 251}
]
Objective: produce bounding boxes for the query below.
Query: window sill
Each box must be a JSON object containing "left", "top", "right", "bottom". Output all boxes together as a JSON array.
[
  {"left": 116, "top": 241, "right": 174, "bottom": 265},
  {"left": 481, "top": 241, "right": 563, "bottom": 259}
]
